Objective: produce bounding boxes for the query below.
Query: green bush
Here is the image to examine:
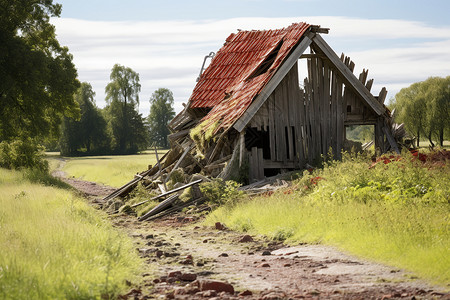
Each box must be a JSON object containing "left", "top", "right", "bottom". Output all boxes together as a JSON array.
[
  {"left": 200, "top": 179, "right": 244, "bottom": 205},
  {"left": 0, "top": 138, "right": 48, "bottom": 171}
]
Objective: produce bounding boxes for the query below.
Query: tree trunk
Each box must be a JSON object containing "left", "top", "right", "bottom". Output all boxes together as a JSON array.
[
  {"left": 428, "top": 131, "right": 435, "bottom": 148},
  {"left": 121, "top": 99, "right": 127, "bottom": 152},
  {"left": 439, "top": 128, "right": 444, "bottom": 147},
  {"left": 416, "top": 129, "right": 420, "bottom": 148}
]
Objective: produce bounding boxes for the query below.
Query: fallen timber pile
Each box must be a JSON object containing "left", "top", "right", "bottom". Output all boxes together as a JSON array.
[{"left": 101, "top": 137, "right": 292, "bottom": 221}]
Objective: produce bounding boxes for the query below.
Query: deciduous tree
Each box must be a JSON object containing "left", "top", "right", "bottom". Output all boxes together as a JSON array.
[
  {"left": 0, "top": 0, "right": 80, "bottom": 142},
  {"left": 60, "top": 83, "right": 109, "bottom": 155},
  {"left": 104, "top": 64, "right": 147, "bottom": 153},
  {"left": 394, "top": 76, "right": 449, "bottom": 147},
  {"left": 148, "top": 88, "right": 175, "bottom": 148}
]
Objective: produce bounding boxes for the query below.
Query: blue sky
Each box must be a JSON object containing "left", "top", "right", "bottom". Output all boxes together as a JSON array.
[{"left": 52, "top": 0, "right": 450, "bottom": 114}]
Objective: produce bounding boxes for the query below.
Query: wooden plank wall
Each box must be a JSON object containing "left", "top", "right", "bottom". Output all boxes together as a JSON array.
[{"left": 247, "top": 53, "right": 383, "bottom": 180}]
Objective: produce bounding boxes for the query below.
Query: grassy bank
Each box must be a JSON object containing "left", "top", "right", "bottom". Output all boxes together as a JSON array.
[
  {"left": 205, "top": 152, "right": 449, "bottom": 285},
  {"left": 51, "top": 150, "right": 168, "bottom": 188},
  {"left": 0, "top": 168, "right": 141, "bottom": 299}
]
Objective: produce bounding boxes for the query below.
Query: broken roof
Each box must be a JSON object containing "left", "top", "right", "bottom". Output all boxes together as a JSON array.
[{"left": 187, "top": 22, "right": 311, "bottom": 133}]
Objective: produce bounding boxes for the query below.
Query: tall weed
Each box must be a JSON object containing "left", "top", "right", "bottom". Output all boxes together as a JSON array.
[
  {"left": 0, "top": 168, "right": 141, "bottom": 299},
  {"left": 205, "top": 152, "right": 450, "bottom": 285}
]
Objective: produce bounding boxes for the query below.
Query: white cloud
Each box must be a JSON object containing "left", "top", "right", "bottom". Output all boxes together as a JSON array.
[{"left": 51, "top": 16, "right": 450, "bottom": 114}]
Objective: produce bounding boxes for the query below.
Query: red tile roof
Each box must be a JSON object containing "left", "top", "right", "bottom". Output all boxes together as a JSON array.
[{"left": 188, "top": 22, "right": 311, "bottom": 133}]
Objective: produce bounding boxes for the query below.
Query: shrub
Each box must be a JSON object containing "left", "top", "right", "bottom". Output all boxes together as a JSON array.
[
  {"left": 200, "top": 179, "right": 244, "bottom": 205},
  {"left": 0, "top": 138, "right": 48, "bottom": 171}
]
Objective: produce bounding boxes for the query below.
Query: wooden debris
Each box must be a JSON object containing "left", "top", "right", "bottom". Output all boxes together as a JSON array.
[
  {"left": 139, "top": 194, "right": 179, "bottom": 221},
  {"left": 130, "top": 179, "right": 203, "bottom": 209}
]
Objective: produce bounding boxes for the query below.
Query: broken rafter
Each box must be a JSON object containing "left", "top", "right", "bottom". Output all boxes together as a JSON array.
[
  {"left": 130, "top": 179, "right": 203, "bottom": 209},
  {"left": 139, "top": 194, "right": 179, "bottom": 221}
]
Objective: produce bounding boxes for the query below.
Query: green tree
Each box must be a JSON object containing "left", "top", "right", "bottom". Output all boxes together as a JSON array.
[
  {"left": 105, "top": 100, "right": 148, "bottom": 153},
  {"left": 394, "top": 77, "right": 449, "bottom": 147},
  {"left": 0, "top": 0, "right": 80, "bottom": 142},
  {"left": 105, "top": 64, "right": 142, "bottom": 152},
  {"left": 60, "top": 83, "right": 109, "bottom": 156},
  {"left": 394, "top": 82, "right": 427, "bottom": 148},
  {"left": 422, "top": 77, "right": 450, "bottom": 147},
  {"left": 148, "top": 88, "right": 175, "bottom": 148},
  {"left": 0, "top": 0, "right": 79, "bottom": 169}
]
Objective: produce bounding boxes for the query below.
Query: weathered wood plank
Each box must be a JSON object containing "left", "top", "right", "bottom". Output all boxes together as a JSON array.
[
  {"left": 330, "top": 67, "right": 338, "bottom": 157},
  {"left": 383, "top": 126, "right": 400, "bottom": 154},
  {"left": 257, "top": 148, "right": 264, "bottom": 179},
  {"left": 268, "top": 95, "right": 276, "bottom": 161},
  {"left": 336, "top": 73, "right": 344, "bottom": 159},
  {"left": 239, "top": 131, "right": 245, "bottom": 167},
  {"left": 131, "top": 179, "right": 203, "bottom": 209},
  {"left": 378, "top": 87, "right": 387, "bottom": 104},
  {"left": 323, "top": 60, "right": 331, "bottom": 156},
  {"left": 365, "top": 79, "right": 374, "bottom": 92},
  {"left": 312, "top": 35, "right": 385, "bottom": 116}
]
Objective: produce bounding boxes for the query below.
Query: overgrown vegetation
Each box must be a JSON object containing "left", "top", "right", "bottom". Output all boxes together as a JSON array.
[
  {"left": 205, "top": 151, "right": 449, "bottom": 285},
  {"left": 0, "top": 139, "right": 49, "bottom": 171},
  {"left": 199, "top": 178, "right": 244, "bottom": 206},
  {"left": 0, "top": 168, "right": 141, "bottom": 299}
]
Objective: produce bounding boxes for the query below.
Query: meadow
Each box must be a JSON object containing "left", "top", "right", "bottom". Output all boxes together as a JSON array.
[
  {"left": 205, "top": 152, "right": 450, "bottom": 285},
  {"left": 0, "top": 168, "right": 141, "bottom": 299},
  {"left": 49, "top": 150, "right": 168, "bottom": 188}
]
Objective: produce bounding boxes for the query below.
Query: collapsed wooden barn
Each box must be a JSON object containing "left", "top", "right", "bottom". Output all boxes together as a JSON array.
[{"left": 167, "top": 22, "right": 402, "bottom": 183}]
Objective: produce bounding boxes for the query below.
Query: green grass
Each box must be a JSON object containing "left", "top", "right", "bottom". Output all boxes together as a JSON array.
[
  {"left": 0, "top": 168, "right": 142, "bottom": 299},
  {"left": 205, "top": 152, "right": 450, "bottom": 286},
  {"left": 50, "top": 150, "right": 168, "bottom": 188}
]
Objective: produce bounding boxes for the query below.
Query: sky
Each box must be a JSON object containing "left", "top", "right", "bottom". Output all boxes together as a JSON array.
[{"left": 51, "top": 0, "right": 450, "bottom": 115}]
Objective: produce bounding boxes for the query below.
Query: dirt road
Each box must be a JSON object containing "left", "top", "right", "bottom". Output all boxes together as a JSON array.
[{"left": 54, "top": 167, "right": 448, "bottom": 299}]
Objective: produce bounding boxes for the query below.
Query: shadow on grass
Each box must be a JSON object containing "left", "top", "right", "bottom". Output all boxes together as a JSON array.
[{"left": 23, "top": 168, "right": 72, "bottom": 190}]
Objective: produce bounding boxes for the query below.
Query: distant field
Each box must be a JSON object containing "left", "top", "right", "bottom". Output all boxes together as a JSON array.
[
  {"left": 418, "top": 140, "right": 449, "bottom": 148},
  {"left": 48, "top": 150, "right": 168, "bottom": 188}
]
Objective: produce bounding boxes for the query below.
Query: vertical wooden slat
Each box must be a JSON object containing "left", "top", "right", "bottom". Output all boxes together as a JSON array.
[
  {"left": 298, "top": 87, "right": 306, "bottom": 166},
  {"left": 239, "top": 131, "right": 245, "bottom": 167},
  {"left": 269, "top": 95, "right": 276, "bottom": 161},
  {"left": 323, "top": 60, "right": 331, "bottom": 156},
  {"left": 257, "top": 148, "right": 264, "bottom": 179},
  {"left": 330, "top": 67, "right": 338, "bottom": 157},
  {"left": 336, "top": 75, "right": 344, "bottom": 159},
  {"left": 275, "top": 85, "right": 284, "bottom": 162}
]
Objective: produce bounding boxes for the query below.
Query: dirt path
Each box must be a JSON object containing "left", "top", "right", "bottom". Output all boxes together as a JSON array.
[{"left": 54, "top": 162, "right": 448, "bottom": 300}]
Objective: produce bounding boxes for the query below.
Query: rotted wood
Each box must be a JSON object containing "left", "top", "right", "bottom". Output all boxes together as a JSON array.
[
  {"left": 130, "top": 179, "right": 203, "bottom": 209},
  {"left": 204, "top": 154, "right": 232, "bottom": 172},
  {"left": 174, "top": 140, "right": 204, "bottom": 170},
  {"left": 102, "top": 158, "right": 167, "bottom": 202},
  {"left": 164, "top": 144, "right": 194, "bottom": 184},
  {"left": 168, "top": 129, "right": 190, "bottom": 143},
  {"left": 154, "top": 145, "right": 168, "bottom": 191},
  {"left": 143, "top": 197, "right": 206, "bottom": 222},
  {"left": 138, "top": 194, "right": 179, "bottom": 221},
  {"left": 382, "top": 126, "right": 400, "bottom": 154},
  {"left": 207, "top": 130, "right": 228, "bottom": 165},
  {"left": 378, "top": 87, "right": 387, "bottom": 104}
]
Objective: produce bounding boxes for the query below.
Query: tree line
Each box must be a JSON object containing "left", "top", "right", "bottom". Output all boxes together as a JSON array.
[
  {"left": 391, "top": 76, "right": 449, "bottom": 148},
  {"left": 58, "top": 65, "right": 175, "bottom": 156}
]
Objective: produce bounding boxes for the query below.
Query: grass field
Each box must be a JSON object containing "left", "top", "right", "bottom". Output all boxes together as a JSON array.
[
  {"left": 48, "top": 150, "right": 168, "bottom": 188},
  {"left": 205, "top": 152, "right": 450, "bottom": 285},
  {"left": 0, "top": 168, "right": 141, "bottom": 299}
]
